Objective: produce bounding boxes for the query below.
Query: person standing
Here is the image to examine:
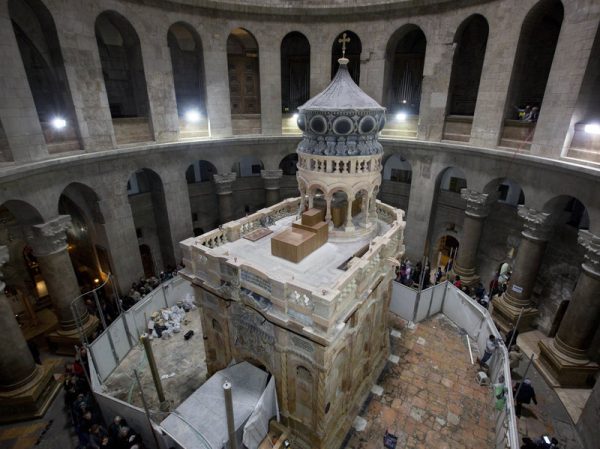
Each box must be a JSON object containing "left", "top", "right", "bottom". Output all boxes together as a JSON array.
[
  {"left": 514, "top": 378, "right": 538, "bottom": 418},
  {"left": 509, "top": 345, "right": 524, "bottom": 374},
  {"left": 478, "top": 335, "right": 497, "bottom": 368}
]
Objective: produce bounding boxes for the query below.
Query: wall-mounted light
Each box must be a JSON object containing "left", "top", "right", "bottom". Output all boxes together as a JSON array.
[
  {"left": 584, "top": 123, "right": 600, "bottom": 135},
  {"left": 52, "top": 117, "right": 67, "bottom": 130},
  {"left": 396, "top": 112, "right": 407, "bottom": 122},
  {"left": 292, "top": 113, "right": 298, "bottom": 120},
  {"left": 184, "top": 109, "right": 201, "bottom": 123}
]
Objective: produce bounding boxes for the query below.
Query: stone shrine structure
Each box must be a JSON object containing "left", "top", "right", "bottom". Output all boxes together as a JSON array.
[{"left": 180, "top": 58, "right": 405, "bottom": 449}]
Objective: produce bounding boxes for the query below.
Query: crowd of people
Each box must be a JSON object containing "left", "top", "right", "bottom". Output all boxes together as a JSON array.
[
  {"left": 63, "top": 348, "right": 146, "bottom": 449},
  {"left": 515, "top": 104, "right": 540, "bottom": 122},
  {"left": 122, "top": 265, "right": 182, "bottom": 311}
]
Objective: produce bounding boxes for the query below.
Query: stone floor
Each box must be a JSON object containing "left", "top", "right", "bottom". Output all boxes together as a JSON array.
[
  {"left": 342, "top": 313, "right": 495, "bottom": 449},
  {"left": 102, "top": 307, "right": 207, "bottom": 412}
]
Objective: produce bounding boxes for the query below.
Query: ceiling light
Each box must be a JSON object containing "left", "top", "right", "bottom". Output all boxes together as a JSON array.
[
  {"left": 52, "top": 117, "right": 67, "bottom": 129},
  {"left": 584, "top": 123, "right": 600, "bottom": 135},
  {"left": 185, "top": 109, "right": 201, "bottom": 123}
]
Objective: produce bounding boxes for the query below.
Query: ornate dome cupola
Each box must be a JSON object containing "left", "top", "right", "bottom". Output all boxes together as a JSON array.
[{"left": 296, "top": 44, "right": 386, "bottom": 239}]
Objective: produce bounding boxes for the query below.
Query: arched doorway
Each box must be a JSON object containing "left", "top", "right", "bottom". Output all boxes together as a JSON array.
[
  {"left": 127, "top": 169, "right": 175, "bottom": 273},
  {"left": 331, "top": 31, "right": 361, "bottom": 85},
  {"left": 279, "top": 154, "right": 300, "bottom": 199},
  {"left": 95, "top": 11, "right": 152, "bottom": 144},
  {"left": 500, "top": 0, "right": 564, "bottom": 149},
  {"left": 382, "top": 154, "right": 412, "bottom": 210},
  {"left": 443, "top": 15, "right": 489, "bottom": 142},
  {"left": 167, "top": 22, "right": 208, "bottom": 138},
  {"left": 227, "top": 28, "right": 261, "bottom": 135},
  {"left": 9, "top": 0, "right": 80, "bottom": 153},
  {"left": 186, "top": 160, "right": 219, "bottom": 233},
  {"left": 139, "top": 244, "right": 155, "bottom": 278},
  {"left": 436, "top": 234, "right": 459, "bottom": 273}
]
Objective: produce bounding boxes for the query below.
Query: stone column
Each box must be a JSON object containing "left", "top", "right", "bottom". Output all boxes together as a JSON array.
[
  {"left": 28, "top": 216, "right": 97, "bottom": 348},
  {"left": 452, "top": 189, "right": 490, "bottom": 286},
  {"left": 492, "top": 206, "right": 552, "bottom": 332},
  {"left": 0, "top": 0, "right": 47, "bottom": 162},
  {"left": 214, "top": 173, "right": 237, "bottom": 224},
  {"left": 0, "top": 246, "right": 37, "bottom": 390},
  {"left": 537, "top": 231, "right": 600, "bottom": 387},
  {"left": 0, "top": 245, "right": 61, "bottom": 421},
  {"left": 261, "top": 169, "right": 283, "bottom": 206},
  {"left": 345, "top": 194, "right": 355, "bottom": 232}
]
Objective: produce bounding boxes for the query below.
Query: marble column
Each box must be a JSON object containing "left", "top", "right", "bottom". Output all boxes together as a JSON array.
[
  {"left": 537, "top": 231, "right": 600, "bottom": 387},
  {"left": 28, "top": 216, "right": 89, "bottom": 331},
  {"left": 452, "top": 189, "right": 490, "bottom": 286},
  {"left": 0, "top": 246, "right": 37, "bottom": 390},
  {"left": 0, "top": 245, "right": 61, "bottom": 421},
  {"left": 261, "top": 169, "right": 283, "bottom": 206},
  {"left": 214, "top": 173, "right": 237, "bottom": 224},
  {"left": 492, "top": 206, "right": 552, "bottom": 332},
  {"left": 345, "top": 194, "right": 355, "bottom": 232}
]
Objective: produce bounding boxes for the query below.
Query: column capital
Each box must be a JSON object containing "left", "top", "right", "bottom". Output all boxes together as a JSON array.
[
  {"left": 518, "top": 205, "right": 552, "bottom": 241},
  {"left": 28, "top": 215, "right": 72, "bottom": 256},
  {"left": 261, "top": 169, "right": 283, "bottom": 190},
  {"left": 213, "top": 172, "right": 237, "bottom": 195},
  {"left": 460, "top": 189, "right": 490, "bottom": 218},
  {"left": 578, "top": 230, "right": 600, "bottom": 277}
]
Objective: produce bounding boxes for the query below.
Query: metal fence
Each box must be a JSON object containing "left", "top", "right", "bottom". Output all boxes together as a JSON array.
[{"left": 391, "top": 281, "right": 520, "bottom": 449}]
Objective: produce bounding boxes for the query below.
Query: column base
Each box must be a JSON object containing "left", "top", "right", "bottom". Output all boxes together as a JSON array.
[
  {"left": 48, "top": 315, "right": 99, "bottom": 355},
  {"left": 0, "top": 360, "right": 62, "bottom": 423},
  {"left": 535, "top": 340, "right": 599, "bottom": 388},
  {"left": 491, "top": 295, "right": 539, "bottom": 334},
  {"left": 450, "top": 265, "right": 479, "bottom": 287}
]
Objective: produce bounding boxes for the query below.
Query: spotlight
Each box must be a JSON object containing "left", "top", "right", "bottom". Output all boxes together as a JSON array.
[
  {"left": 52, "top": 117, "right": 67, "bottom": 130},
  {"left": 292, "top": 113, "right": 298, "bottom": 120},
  {"left": 584, "top": 123, "right": 600, "bottom": 135},
  {"left": 396, "top": 112, "right": 407, "bottom": 122},
  {"left": 402, "top": 99, "right": 407, "bottom": 104},
  {"left": 94, "top": 278, "right": 100, "bottom": 284},
  {"left": 184, "top": 109, "right": 201, "bottom": 123}
]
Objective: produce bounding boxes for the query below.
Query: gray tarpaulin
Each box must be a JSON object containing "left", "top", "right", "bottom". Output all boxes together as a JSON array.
[
  {"left": 242, "top": 376, "right": 279, "bottom": 449},
  {"left": 160, "top": 362, "right": 269, "bottom": 449}
]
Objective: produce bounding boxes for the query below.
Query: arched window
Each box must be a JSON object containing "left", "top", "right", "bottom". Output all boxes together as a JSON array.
[{"left": 281, "top": 32, "right": 310, "bottom": 113}]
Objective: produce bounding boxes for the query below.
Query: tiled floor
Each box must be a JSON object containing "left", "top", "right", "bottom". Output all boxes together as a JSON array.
[
  {"left": 343, "top": 314, "right": 495, "bottom": 449},
  {"left": 0, "top": 421, "right": 48, "bottom": 449}
]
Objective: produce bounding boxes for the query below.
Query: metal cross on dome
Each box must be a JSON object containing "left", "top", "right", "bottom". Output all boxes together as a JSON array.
[{"left": 338, "top": 32, "right": 351, "bottom": 58}]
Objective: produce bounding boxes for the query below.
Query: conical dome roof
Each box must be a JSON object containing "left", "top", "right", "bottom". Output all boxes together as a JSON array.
[
  {"left": 300, "top": 60, "right": 383, "bottom": 111},
  {"left": 295, "top": 59, "right": 386, "bottom": 157}
]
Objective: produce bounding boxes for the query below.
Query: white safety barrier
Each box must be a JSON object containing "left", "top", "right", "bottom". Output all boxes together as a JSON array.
[
  {"left": 391, "top": 281, "right": 520, "bottom": 449},
  {"left": 88, "top": 276, "right": 193, "bottom": 383}
]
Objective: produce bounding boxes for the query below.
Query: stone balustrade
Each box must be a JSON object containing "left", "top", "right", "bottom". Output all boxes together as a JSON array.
[{"left": 298, "top": 153, "right": 381, "bottom": 175}]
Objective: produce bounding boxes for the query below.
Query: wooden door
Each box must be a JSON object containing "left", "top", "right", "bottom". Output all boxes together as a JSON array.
[{"left": 228, "top": 55, "right": 260, "bottom": 114}]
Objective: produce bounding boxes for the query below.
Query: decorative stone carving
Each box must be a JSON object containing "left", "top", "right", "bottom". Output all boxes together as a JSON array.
[
  {"left": 460, "top": 189, "right": 490, "bottom": 218},
  {"left": 261, "top": 169, "right": 283, "bottom": 190},
  {"left": 213, "top": 172, "right": 237, "bottom": 195},
  {"left": 28, "top": 215, "right": 72, "bottom": 256},
  {"left": 231, "top": 304, "right": 275, "bottom": 366},
  {"left": 518, "top": 206, "right": 552, "bottom": 241},
  {"left": 578, "top": 230, "right": 600, "bottom": 277},
  {"left": 289, "top": 290, "right": 315, "bottom": 311}
]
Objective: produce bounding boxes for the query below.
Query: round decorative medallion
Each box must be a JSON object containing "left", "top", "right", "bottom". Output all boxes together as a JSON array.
[
  {"left": 297, "top": 113, "right": 306, "bottom": 131},
  {"left": 378, "top": 114, "right": 386, "bottom": 131},
  {"left": 309, "top": 115, "right": 328, "bottom": 134},
  {"left": 332, "top": 116, "right": 354, "bottom": 135},
  {"left": 358, "top": 115, "right": 377, "bottom": 134}
]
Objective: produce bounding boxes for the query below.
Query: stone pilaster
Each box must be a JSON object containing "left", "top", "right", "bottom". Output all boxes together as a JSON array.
[
  {"left": 0, "top": 0, "right": 47, "bottom": 161},
  {"left": 259, "top": 39, "right": 282, "bottom": 135},
  {"left": 536, "top": 230, "right": 600, "bottom": 387},
  {"left": 261, "top": 169, "right": 283, "bottom": 206},
  {"left": 28, "top": 216, "right": 98, "bottom": 352},
  {"left": 492, "top": 206, "right": 552, "bottom": 332},
  {"left": 452, "top": 189, "right": 490, "bottom": 286},
  {"left": 0, "top": 245, "right": 61, "bottom": 422},
  {"left": 214, "top": 173, "right": 237, "bottom": 224},
  {"left": 204, "top": 37, "right": 232, "bottom": 137}
]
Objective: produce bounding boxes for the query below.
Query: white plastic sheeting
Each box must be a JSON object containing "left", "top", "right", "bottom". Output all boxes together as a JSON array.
[{"left": 243, "top": 376, "right": 279, "bottom": 449}]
